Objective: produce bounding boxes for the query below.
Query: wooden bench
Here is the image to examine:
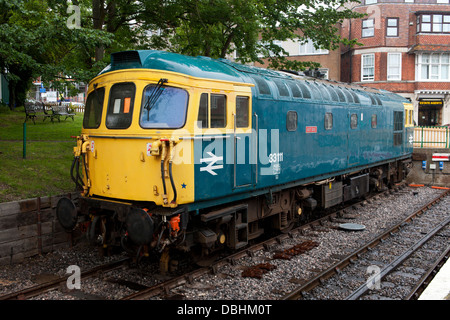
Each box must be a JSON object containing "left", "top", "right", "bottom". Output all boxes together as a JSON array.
[
  {"left": 24, "top": 103, "right": 37, "bottom": 124},
  {"left": 49, "top": 105, "right": 76, "bottom": 122},
  {"left": 35, "top": 102, "right": 54, "bottom": 122}
]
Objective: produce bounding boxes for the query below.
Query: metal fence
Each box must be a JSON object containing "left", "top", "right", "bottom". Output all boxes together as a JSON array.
[{"left": 413, "top": 126, "right": 450, "bottom": 149}]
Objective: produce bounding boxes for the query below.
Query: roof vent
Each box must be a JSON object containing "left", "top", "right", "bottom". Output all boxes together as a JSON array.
[{"left": 111, "top": 51, "right": 142, "bottom": 69}]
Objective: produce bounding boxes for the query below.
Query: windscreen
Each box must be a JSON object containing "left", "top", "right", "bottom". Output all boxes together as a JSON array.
[{"left": 140, "top": 85, "right": 189, "bottom": 129}]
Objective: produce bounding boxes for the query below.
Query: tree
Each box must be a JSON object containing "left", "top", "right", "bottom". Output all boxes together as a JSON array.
[
  {"left": 141, "top": 0, "right": 364, "bottom": 71},
  {"left": 0, "top": 0, "right": 113, "bottom": 109}
]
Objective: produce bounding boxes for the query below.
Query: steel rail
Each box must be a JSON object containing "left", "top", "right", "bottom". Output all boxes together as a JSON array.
[
  {"left": 405, "top": 244, "right": 450, "bottom": 300},
  {"left": 282, "top": 188, "right": 449, "bottom": 300},
  {"left": 0, "top": 258, "right": 130, "bottom": 300},
  {"left": 345, "top": 216, "right": 450, "bottom": 300}
]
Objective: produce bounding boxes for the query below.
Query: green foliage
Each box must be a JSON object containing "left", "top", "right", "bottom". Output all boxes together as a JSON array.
[
  {"left": 0, "top": 0, "right": 113, "bottom": 109},
  {"left": 142, "top": 0, "right": 365, "bottom": 71},
  {"left": 0, "top": 0, "right": 365, "bottom": 111}
]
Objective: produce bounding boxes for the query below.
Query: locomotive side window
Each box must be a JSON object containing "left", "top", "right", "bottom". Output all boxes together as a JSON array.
[
  {"left": 371, "top": 114, "right": 377, "bottom": 128},
  {"left": 287, "top": 111, "right": 298, "bottom": 131},
  {"left": 198, "top": 93, "right": 208, "bottom": 128},
  {"left": 393, "top": 111, "right": 403, "bottom": 146},
  {"left": 106, "top": 82, "right": 135, "bottom": 129},
  {"left": 325, "top": 113, "right": 333, "bottom": 130},
  {"left": 236, "top": 96, "right": 249, "bottom": 128},
  {"left": 140, "top": 85, "right": 188, "bottom": 129},
  {"left": 83, "top": 87, "right": 105, "bottom": 129},
  {"left": 351, "top": 113, "right": 358, "bottom": 129},
  {"left": 211, "top": 94, "right": 227, "bottom": 128}
]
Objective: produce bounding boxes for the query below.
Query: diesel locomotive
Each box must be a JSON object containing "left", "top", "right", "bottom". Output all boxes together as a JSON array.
[{"left": 56, "top": 50, "right": 414, "bottom": 269}]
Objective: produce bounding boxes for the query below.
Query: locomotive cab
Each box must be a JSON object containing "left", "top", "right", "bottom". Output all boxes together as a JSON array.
[{"left": 58, "top": 51, "right": 255, "bottom": 262}]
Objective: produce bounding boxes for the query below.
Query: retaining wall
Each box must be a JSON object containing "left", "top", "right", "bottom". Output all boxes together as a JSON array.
[
  {"left": 0, "top": 192, "right": 79, "bottom": 266},
  {"left": 407, "top": 148, "right": 450, "bottom": 187}
]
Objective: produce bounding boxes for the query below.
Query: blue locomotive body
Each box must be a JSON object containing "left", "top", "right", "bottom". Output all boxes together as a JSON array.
[
  {"left": 61, "top": 50, "right": 413, "bottom": 259},
  {"left": 191, "top": 55, "right": 413, "bottom": 211}
]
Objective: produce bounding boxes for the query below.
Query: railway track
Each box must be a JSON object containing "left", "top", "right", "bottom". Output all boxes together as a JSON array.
[
  {"left": 0, "top": 185, "right": 447, "bottom": 300},
  {"left": 122, "top": 185, "right": 449, "bottom": 300},
  {"left": 0, "top": 258, "right": 130, "bottom": 300},
  {"left": 283, "top": 188, "right": 450, "bottom": 300}
]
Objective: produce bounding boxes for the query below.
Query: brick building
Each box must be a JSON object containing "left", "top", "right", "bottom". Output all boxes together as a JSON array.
[{"left": 341, "top": 0, "right": 450, "bottom": 126}]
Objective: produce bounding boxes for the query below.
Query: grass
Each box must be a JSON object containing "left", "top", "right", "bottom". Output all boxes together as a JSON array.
[{"left": 0, "top": 105, "right": 82, "bottom": 202}]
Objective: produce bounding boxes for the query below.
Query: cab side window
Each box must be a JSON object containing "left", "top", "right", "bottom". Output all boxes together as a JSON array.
[
  {"left": 198, "top": 93, "right": 208, "bottom": 128},
  {"left": 197, "top": 93, "right": 227, "bottom": 128},
  {"left": 236, "top": 96, "right": 249, "bottom": 128},
  {"left": 211, "top": 94, "right": 226, "bottom": 128},
  {"left": 83, "top": 87, "right": 105, "bottom": 129}
]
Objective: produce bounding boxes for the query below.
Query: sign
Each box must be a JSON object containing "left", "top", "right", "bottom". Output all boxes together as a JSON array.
[
  {"left": 419, "top": 99, "right": 443, "bottom": 108},
  {"left": 305, "top": 126, "right": 317, "bottom": 133},
  {"left": 432, "top": 153, "right": 449, "bottom": 161},
  {"left": 200, "top": 151, "right": 223, "bottom": 176}
]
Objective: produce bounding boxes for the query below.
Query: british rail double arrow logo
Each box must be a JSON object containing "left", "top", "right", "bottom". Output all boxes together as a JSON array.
[{"left": 200, "top": 152, "right": 223, "bottom": 176}]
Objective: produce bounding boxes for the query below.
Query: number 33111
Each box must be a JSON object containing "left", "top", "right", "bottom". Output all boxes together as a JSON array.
[{"left": 268, "top": 152, "right": 283, "bottom": 163}]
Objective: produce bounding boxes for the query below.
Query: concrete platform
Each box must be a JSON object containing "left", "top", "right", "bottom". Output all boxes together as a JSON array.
[{"left": 418, "top": 257, "right": 450, "bottom": 300}]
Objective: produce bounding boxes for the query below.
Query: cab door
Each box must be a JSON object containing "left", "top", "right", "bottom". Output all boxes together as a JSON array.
[{"left": 234, "top": 95, "right": 253, "bottom": 188}]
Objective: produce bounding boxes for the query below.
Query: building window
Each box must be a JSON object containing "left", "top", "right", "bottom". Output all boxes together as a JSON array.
[
  {"left": 387, "top": 53, "right": 402, "bottom": 81},
  {"left": 361, "top": 54, "right": 375, "bottom": 81},
  {"left": 404, "top": 0, "right": 414, "bottom": 2},
  {"left": 298, "top": 39, "right": 329, "bottom": 55},
  {"left": 417, "top": 14, "right": 450, "bottom": 33},
  {"left": 386, "top": 18, "right": 399, "bottom": 37},
  {"left": 366, "top": 0, "right": 377, "bottom": 4},
  {"left": 437, "top": 0, "right": 449, "bottom": 4},
  {"left": 417, "top": 53, "right": 450, "bottom": 81},
  {"left": 362, "top": 19, "right": 375, "bottom": 38}
]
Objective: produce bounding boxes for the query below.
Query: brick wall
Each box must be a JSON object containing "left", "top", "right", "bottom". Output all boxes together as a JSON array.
[{"left": 341, "top": 1, "right": 450, "bottom": 90}]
